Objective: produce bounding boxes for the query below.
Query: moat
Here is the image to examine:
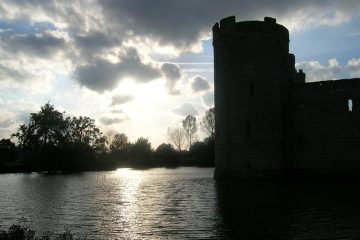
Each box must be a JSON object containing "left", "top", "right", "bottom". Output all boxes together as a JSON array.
[{"left": 1, "top": 167, "right": 360, "bottom": 239}]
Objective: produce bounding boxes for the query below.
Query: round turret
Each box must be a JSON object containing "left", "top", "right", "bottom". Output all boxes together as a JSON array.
[{"left": 213, "top": 16, "right": 291, "bottom": 179}]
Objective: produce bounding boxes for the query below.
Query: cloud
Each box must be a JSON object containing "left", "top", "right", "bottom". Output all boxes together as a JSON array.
[
  {"left": 99, "top": 0, "right": 360, "bottom": 51},
  {"left": 1, "top": 0, "right": 359, "bottom": 93},
  {"left": 0, "top": 64, "right": 32, "bottom": 82},
  {"left": 202, "top": 91, "right": 214, "bottom": 107},
  {"left": 99, "top": 116, "right": 125, "bottom": 125},
  {"left": 1, "top": 32, "right": 66, "bottom": 58},
  {"left": 110, "top": 94, "right": 134, "bottom": 106},
  {"left": 346, "top": 58, "right": 360, "bottom": 77},
  {"left": 3, "top": 1, "right": 360, "bottom": 55},
  {"left": 74, "top": 58, "right": 121, "bottom": 92},
  {"left": 161, "top": 63, "right": 182, "bottom": 80},
  {"left": 191, "top": 76, "right": 210, "bottom": 92},
  {"left": 173, "top": 103, "right": 198, "bottom": 116},
  {"left": 296, "top": 58, "right": 342, "bottom": 82},
  {"left": 74, "top": 47, "right": 161, "bottom": 92},
  {"left": 161, "top": 63, "right": 183, "bottom": 95},
  {"left": 74, "top": 31, "right": 121, "bottom": 58},
  {"left": 110, "top": 109, "right": 124, "bottom": 114},
  {"left": 0, "top": 118, "right": 13, "bottom": 128}
]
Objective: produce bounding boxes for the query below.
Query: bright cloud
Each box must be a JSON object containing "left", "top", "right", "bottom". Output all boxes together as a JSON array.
[
  {"left": 173, "top": 103, "right": 198, "bottom": 117},
  {"left": 296, "top": 58, "right": 342, "bottom": 82},
  {"left": 346, "top": 58, "right": 360, "bottom": 77}
]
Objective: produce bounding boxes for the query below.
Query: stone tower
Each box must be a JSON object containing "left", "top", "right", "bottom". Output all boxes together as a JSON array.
[{"left": 213, "top": 16, "right": 294, "bottom": 179}]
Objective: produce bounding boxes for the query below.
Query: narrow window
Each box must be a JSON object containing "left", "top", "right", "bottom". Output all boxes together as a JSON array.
[
  {"left": 348, "top": 99, "right": 353, "bottom": 112},
  {"left": 250, "top": 83, "right": 254, "bottom": 96}
]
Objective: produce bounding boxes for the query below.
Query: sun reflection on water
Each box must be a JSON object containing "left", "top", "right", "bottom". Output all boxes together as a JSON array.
[{"left": 113, "top": 168, "right": 144, "bottom": 238}]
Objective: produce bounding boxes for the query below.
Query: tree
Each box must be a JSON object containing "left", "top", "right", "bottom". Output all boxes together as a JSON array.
[
  {"left": 200, "top": 107, "right": 215, "bottom": 139},
  {"left": 167, "top": 125, "right": 186, "bottom": 151},
  {"left": 13, "top": 103, "right": 67, "bottom": 149},
  {"left": 0, "top": 138, "right": 16, "bottom": 166},
  {"left": 12, "top": 103, "right": 108, "bottom": 171},
  {"left": 130, "top": 137, "right": 153, "bottom": 164},
  {"left": 109, "top": 133, "right": 129, "bottom": 152},
  {"left": 155, "top": 143, "right": 178, "bottom": 165},
  {"left": 66, "top": 116, "right": 105, "bottom": 151},
  {"left": 182, "top": 115, "right": 198, "bottom": 148},
  {"left": 189, "top": 140, "right": 214, "bottom": 167},
  {"left": 109, "top": 133, "right": 130, "bottom": 161}
]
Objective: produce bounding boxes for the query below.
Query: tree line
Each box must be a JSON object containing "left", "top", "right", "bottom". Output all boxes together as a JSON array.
[{"left": 0, "top": 103, "right": 214, "bottom": 173}]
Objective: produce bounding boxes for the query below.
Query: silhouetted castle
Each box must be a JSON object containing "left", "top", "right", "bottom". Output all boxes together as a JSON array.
[{"left": 213, "top": 16, "right": 360, "bottom": 179}]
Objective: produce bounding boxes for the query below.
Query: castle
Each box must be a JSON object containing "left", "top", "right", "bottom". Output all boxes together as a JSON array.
[{"left": 213, "top": 16, "right": 360, "bottom": 179}]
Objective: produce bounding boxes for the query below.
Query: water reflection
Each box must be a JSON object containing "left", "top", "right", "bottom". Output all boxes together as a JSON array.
[
  {"left": 111, "top": 168, "right": 221, "bottom": 239},
  {"left": 113, "top": 168, "right": 143, "bottom": 238},
  {"left": 215, "top": 181, "right": 360, "bottom": 239},
  {"left": 2, "top": 169, "right": 360, "bottom": 239}
]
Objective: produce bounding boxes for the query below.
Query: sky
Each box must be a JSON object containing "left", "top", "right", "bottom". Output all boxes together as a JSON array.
[{"left": 1, "top": 0, "right": 360, "bottom": 148}]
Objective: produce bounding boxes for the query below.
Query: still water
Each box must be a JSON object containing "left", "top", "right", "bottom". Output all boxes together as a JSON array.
[{"left": 1, "top": 167, "right": 360, "bottom": 239}]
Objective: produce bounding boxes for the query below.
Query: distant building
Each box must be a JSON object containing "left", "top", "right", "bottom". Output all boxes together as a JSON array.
[{"left": 213, "top": 16, "right": 360, "bottom": 179}]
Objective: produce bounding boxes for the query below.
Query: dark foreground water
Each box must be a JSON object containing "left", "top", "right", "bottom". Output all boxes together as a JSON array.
[{"left": 1, "top": 168, "right": 360, "bottom": 239}]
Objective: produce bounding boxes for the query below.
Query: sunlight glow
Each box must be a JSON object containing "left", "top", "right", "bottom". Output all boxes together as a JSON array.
[{"left": 115, "top": 168, "right": 141, "bottom": 178}]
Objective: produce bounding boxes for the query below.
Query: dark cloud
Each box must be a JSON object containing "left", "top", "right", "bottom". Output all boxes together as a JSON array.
[
  {"left": 191, "top": 76, "right": 210, "bottom": 92},
  {"left": 2, "top": 32, "right": 66, "bottom": 58},
  {"left": 74, "top": 58, "right": 121, "bottom": 92},
  {"left": 74, "top": 31, "right": 121, "bottom": 58},
  {"left": 75, "top": 31, "right": 113, "bottom": 49},
  {"left": 74, "top": 47, "right": 161, "bottom": 92},
  {"left": 161, "top": 63, "right": 182, "bottom": 80},
  {"left": 4, "top": 1, "right": 360, "bottom": 54},
  {"left": 161, "top": 63, "right": 183, "bottom": 95},
  {"left": 99, "top": 116, "right": 125, "bottom": 125},
  {"left": 99, "top": 0, "right": 341, "bottom": 50},
  {"left": 110, "top": 94, "right": 134, "bottom": 106},
  {"left": 173, "top": 103, "right": 198, "bottom": 116}
]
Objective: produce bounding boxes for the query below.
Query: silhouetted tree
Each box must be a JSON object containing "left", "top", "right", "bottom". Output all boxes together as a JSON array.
[
  {"left": 189, "top": 137, "right": 215, "bottom": 167},
  {"left": 67, "top": 117, "right": 95, "bottom": 144},
  {"left": 110, "top": 133, "right": 130, "bottom": 152},
  {"left": 167, "top": 125, "right": 186, "bottom": 151},
  {"left": 0, "top": 138, "right": 16, "bottom": 168},
  {"left": 155, "top": 143, "right": 178, "bottom": 166},
  {"left": 13, "top": 103, "right": 67, "bottom": 149},
  {"left": 130, "top": 137, "right": 153, "bottom": 165},
  {"left": 109, "top": 132, "right": 131, "bottom": 163},
  {"left": 66, "top": 116, "right": 106, "bottom": 153},
  {"left": 200, "top": 107, "right": 215, "bottom": 139},
  {"left": 182, "top": 115, "right": 197, "bottom": 148},
  {"left": 11, "top": 103, "right": 108, "bottom": 171}
]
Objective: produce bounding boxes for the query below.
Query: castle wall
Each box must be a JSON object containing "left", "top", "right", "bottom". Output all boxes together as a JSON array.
[
  {"left": 213, "top": 16, "right": 360, "bottom": 180},
  {"left": 213, "top": 17, "right": 291, "bottom": 179},
  {"left": 291, "top": 79, "right": 360, "bottom": 176}
]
